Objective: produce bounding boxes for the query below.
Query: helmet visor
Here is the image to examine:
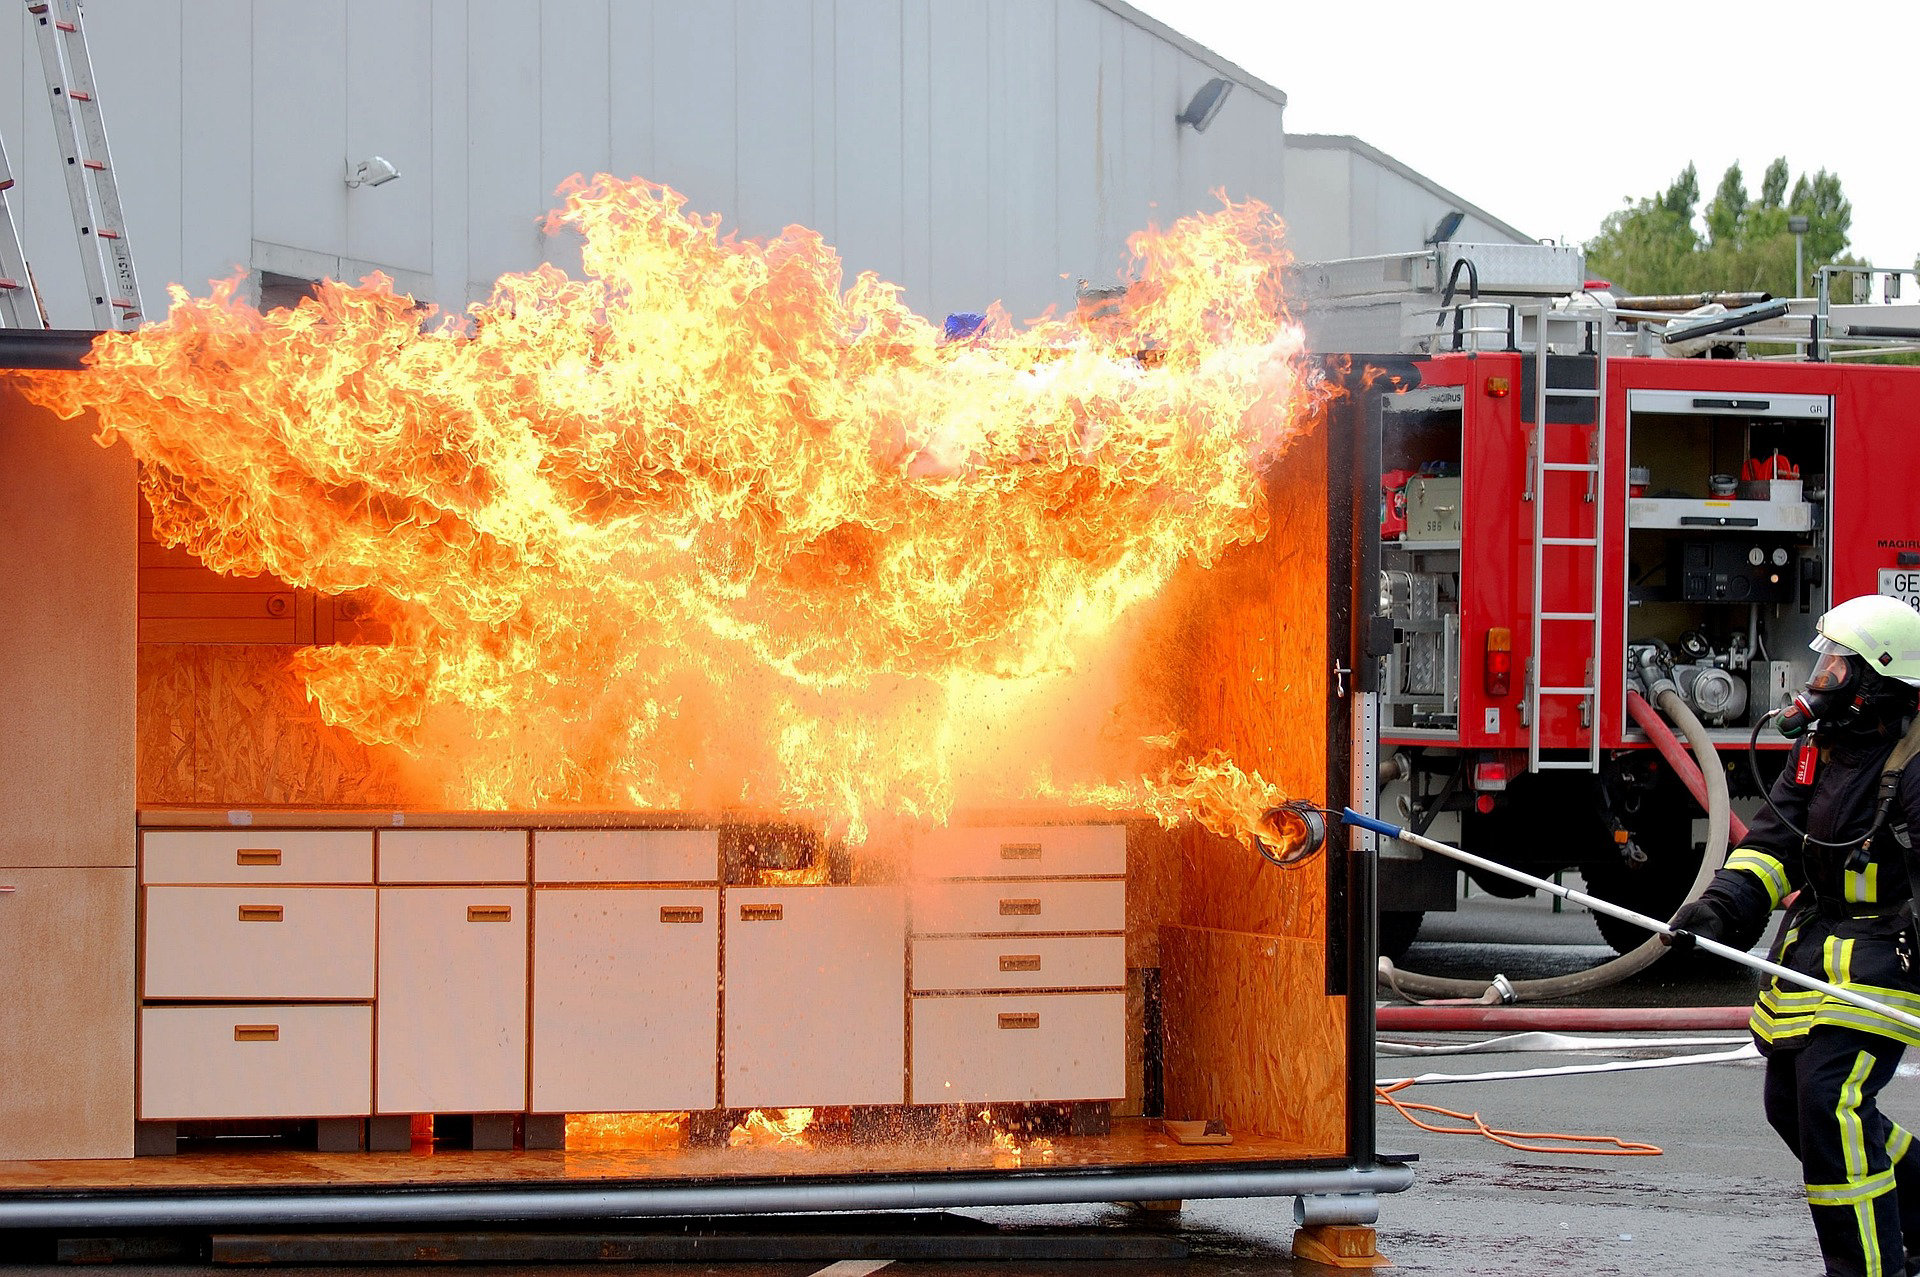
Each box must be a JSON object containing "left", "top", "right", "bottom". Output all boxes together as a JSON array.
[{"left": 1808, "top": 650, "right": 1857, "bottom": 693}]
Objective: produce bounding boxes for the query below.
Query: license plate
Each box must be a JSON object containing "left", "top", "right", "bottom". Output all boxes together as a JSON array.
[{"left": 1879, "top": 568, "right": 1920, "bottom": 608}]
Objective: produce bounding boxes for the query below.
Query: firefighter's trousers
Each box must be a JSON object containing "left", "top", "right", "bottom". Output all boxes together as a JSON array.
[{"left": 1765, "top": 1027, "right": 1920, "bottom": 1276}]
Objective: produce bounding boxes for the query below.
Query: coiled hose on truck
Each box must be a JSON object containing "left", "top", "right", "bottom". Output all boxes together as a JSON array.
[{"left": 1376, "top": 685, "right": 1737, "bottom": 1003}]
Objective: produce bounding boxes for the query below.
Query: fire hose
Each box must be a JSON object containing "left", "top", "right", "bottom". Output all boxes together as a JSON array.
[
  {"left": 1341, "top": 805, "right": 1920, "bottom": 1037},
  {"left": 1367, "top": 681, "right": 1733, "bottom": 1003}
]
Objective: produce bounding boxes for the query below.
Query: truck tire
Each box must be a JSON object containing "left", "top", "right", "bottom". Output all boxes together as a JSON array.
[
  {"left": 1582, "top": 840, "right": 1707, "bottom": 956},
  {"left": 1379, "top": 910, "right": 1424, "bottom": 962}
]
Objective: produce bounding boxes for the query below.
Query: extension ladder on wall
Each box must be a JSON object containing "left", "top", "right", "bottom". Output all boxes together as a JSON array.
[{"left": 0, "top": 0, "right": 143, "bottom": 330}]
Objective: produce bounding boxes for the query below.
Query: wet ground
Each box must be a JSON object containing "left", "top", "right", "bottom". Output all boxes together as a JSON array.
[{"left": 2, "top": 885, "right": 1872, "bottom": 1273}]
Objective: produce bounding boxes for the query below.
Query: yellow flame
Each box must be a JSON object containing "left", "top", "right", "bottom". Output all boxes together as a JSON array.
[
  {"left": 17, "top": 176, "right": 1326, "bottom": 840},
  {"left": 727, "top": 1107, "right": 815, "bottom": 1148}
]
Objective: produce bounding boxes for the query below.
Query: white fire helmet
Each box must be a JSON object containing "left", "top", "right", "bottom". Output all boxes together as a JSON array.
[{"left": 1810, "top": 593, "right": 1920, "bottom": 687}]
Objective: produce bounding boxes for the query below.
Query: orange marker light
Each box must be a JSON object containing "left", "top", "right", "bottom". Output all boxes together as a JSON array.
[
  {"left": 1486, "top": 376, "right": 1511, "bottom": 398},
  {"left": 1484, "top": 626, "right": 1513, "bottom": 698}
]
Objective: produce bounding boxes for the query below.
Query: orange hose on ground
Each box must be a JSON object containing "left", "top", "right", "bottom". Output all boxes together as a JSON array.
[{"left": 1375, "top": 1081, "right": 1663, "bottom": 1156}]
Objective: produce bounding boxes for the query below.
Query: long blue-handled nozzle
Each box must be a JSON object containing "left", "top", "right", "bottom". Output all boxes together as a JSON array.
[{"left": 1337, "top": 807, "right": 1920, "bottom": 1035}]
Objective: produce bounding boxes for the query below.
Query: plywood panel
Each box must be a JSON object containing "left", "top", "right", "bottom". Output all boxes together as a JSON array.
[
  {"left": 376, "top": 887, "right": 528, "bottom": 1114},
  {"left": 0, "top": 387, "right": 134, "bottom": 869},
  {"left": 530, "top": 887, "right": 719, "bottom": 1113},
  {"left": 1160, "top": 924, "right": 1345, "bottom": 1153},
  {"left": 136, "top": 644, "right": 422, "bottom": 808},
  {"left": 723, "top": 886, "right": 904, "bottom": 1108},
  {"left": 0, "top": 867, "right": 134, "bottom": 1159}
]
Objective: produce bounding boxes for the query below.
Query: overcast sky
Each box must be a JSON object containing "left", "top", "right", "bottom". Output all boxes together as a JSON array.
[{"left": 1132, "top": 0, "right": 1919, "bottom": 276}]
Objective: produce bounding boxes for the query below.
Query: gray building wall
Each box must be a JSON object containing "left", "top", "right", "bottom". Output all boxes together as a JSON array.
[
  {"left": 3, "top": 0, "right": 1287, "bottom": 330},
  {"left": 1283, "top": 133, "right": 1531, "bottom": 262}
]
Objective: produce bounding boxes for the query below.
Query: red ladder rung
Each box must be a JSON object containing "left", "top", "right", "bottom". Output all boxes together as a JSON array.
[
  {"left": 0, "top": 279, "right": 22, "bottom": 291},
  {"left": 82, "top": 159, "right": 104, "bottom": 170},
  {"left": 68, "top": 90, "right": 91, "bottom": 101},
  {"left": 96, "top": 228, "right": 120, "bottom": 239},
  {"left": 55, "top": 20, "right": 76, "bottom": 32},
  {"left": 0, "top": 178, "right": 13, "bottom": 191}
]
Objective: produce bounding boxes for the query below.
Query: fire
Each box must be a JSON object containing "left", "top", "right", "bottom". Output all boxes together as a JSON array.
[
  {"left": 979, "top": 1110, "right": 1056, "bottom": 1167},
  {"left": 727, "top": 1107, "right": 815, "bottom": 1149},
  {"left": 1042, "top": 748, "right": 1291, "bottom": 853},
  {"left": 16, "top": 176, "right": 1327, "bottom": 838},
  {"left": 564, "top": 1111, "right": 686, "bottom": 1151}
]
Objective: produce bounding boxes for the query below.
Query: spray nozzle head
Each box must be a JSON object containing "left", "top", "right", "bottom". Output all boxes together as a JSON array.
[{"left": 1257, "top": 802, "right": 1328, "bottom": 867}]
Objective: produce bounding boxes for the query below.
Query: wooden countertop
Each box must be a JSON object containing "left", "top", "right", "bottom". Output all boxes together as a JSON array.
[{"left": 136, "top": 805, "right": 1155, "bottom": 830}]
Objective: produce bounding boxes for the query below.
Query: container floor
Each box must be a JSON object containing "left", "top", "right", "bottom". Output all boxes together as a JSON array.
[{"left": 0, "top": 1118, "right": 1326, "bottom": 1192}]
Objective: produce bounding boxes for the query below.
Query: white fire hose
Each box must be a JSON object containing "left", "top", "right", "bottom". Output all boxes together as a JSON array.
[{"left": 1341, "top": 807, "right": 1920, "bottom": 1038}]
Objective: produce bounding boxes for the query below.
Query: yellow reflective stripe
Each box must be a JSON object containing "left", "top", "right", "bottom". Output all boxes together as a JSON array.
[
  {"left": 1845, "top": 862, "right": 1881, "bottom": 904},
  {"left": 1891, "top": 1126, "right": 1914, "bottom": 1164},
  {"left": 1727, "top": 849, "right": 1791, "bottom": 908},
  {"left": 1807, "top": 1166, "right": 1897, "bottom": 1207},
  {"left": 1817, "top": 1006, "right": 1920, "bottom": 1049},
  {"left": 1837, "top": 1052, "right": 1884, "bottom": 1275}
]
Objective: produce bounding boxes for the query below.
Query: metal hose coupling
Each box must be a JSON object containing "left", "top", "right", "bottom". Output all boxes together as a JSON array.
[{"left": 1257, "top": 801, "right": 1329, "bottom": 867}]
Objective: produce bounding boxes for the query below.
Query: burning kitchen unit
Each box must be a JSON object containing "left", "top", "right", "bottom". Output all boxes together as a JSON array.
[{"left": 0, "top": 186, "right": 1399, "bottom": 1229}]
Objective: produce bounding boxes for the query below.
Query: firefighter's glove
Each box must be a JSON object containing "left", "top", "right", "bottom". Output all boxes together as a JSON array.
[{"left": 1664, "top": 898, "right": 1732, "bottom": 953}]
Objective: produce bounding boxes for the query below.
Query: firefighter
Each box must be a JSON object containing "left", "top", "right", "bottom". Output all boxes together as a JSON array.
[{"left": 1668, "top": 593, "right": 1920, "bottom": 1277}]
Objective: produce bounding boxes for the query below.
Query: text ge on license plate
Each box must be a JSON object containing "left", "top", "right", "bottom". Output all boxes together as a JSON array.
[{"left": 1881, "top": 569, "right": 1920, "bottom": 609}]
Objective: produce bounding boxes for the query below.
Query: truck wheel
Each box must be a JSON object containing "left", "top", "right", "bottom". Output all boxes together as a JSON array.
[
  {"left": 1379, "top": 910, "right": 1424, "bottom": 962},
  {"left": 1583, "top": 847, "right": 1706, "bottom": 955}
]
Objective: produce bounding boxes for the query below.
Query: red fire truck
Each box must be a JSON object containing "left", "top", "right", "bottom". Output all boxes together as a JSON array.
[{"left": 1313, "top": 248, "right": 1920, "bottom": 957}]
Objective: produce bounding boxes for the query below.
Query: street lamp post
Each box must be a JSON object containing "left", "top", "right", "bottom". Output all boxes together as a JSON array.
[{"left": 1789, "top": 214, "right": 1810, "bottom": 297}]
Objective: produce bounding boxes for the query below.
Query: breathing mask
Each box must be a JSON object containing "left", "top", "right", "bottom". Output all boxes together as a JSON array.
[{"left": 1777, "top": 639, "right": 1915, "bottom": 738}]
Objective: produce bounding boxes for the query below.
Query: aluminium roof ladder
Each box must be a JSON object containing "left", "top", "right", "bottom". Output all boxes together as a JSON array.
[
  {"left": 0, "top": 0, "right": 143, "bottom": 330},
  {"left": 1525, "top": 305, "right": 1609, "bottom": 774}
]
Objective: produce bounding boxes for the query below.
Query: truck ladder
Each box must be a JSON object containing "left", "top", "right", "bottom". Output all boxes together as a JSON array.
[
  {"left": 0, "top": 132, "right": 42, "bottom": 327},
  {"left": 1525, "top": 306, "right": 1609, "bottom": 773},
  {"left": 24, "top": 0, "right": 143, "bottom": 330}
]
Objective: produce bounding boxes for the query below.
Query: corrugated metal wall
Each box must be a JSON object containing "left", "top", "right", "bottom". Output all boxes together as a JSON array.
[
  {"left": 1282, "top": 141, "right": 1530, "bottom": 263},
  {"left": 3, "top": 0, "right": 1286, "bottom": 329}
]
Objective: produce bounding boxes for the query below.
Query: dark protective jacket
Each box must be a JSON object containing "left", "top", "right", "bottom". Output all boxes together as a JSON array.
[{"left": 1694, "top": 720, "right": 1920, "bottom": 1050}]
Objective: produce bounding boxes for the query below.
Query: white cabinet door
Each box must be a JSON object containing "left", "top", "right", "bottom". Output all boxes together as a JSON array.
[
  {"left": 530, "top": 888, "right": 719, "bottom": 1113},
  {"left": 723, "top": 886, "right": 905, "bottom": 1109},
  {"left": 376, "top": 887, "right": 527, "bottom": 1114}
]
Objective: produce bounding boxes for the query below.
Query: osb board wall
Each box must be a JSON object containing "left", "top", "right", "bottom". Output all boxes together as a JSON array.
[
  {"left": 138, "top": 644, "right": 421, "bottom": 808},
  {"left": 1151, "top": 420, "right": 1344, "bottom": 1143},
  {"left": 1160, "top": 924, "right": 1344, "bottom": 1153}
]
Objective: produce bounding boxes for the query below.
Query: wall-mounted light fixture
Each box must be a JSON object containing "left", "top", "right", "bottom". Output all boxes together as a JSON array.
[
  {"left": 346, "top": 156, "right": 401, "bottom": 189},
  {"left": 1426, "top": 210, "right": 1466, "bottom": 245},
  {"left": 1175, "top": 78, "right": 1234, "bottom": 132}
]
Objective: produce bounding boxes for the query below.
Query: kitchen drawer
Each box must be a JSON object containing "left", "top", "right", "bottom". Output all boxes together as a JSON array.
[
  {"left": 534, "top": 830, "right": 718, "bottom": 884},
  {"left": 912, "top": 935, "right": 1124, "bottom": 992},
  {"left": 379, "top": 829, "right": 527, "bottom": 883},
  {"left": 911, "top": 879, "right": 1123, "bottom": 935},
  {"left": 376, "top": 887, "right": 528, "bottom": 1114},
  {"left": 531, "top": 888, "right": 719, "bottom": 1112},
  {"left": 143, "top": 886, "right": 375, "bottom": 1000},
  {"left": 910, "top": 992, "right": 1124, "bottom": 1104},
  {"left": 140, "top": 1004, "right": 372, "bottom": 1120},
  {"left": 141, "top": 830, "right": 372, "bottom": 885},
  {"left": 912, "top": 824, "right": 1125, "bottom": 880}
]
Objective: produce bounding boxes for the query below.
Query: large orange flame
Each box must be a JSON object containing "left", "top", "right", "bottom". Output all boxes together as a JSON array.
[{"left": 19, "top": 176, "right": 1327, "bottom": 839}]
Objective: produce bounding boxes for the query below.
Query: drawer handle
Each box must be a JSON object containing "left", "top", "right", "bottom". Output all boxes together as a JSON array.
[
  {"left": 233, "top": 1024, "right": 279, "bottom": 1042},
  {"left": 236, "top": 848, "right": 283, "bottom": 866},
  {"left": 660, "top": 905, "right": 704, "bottom": 924},
  {"left": 999, "top": 898, "right": 1042, "bottom": 916},
  {"left": 236, "top": 904, "right": 284, "bottom": 923},
  {"left": 467, "top": 905, "right": 513, "bottom": 922},
  {"left": 1000, "top": 843, "right": 1042, "bottom": 861},
  {"left": 740, "top": 903, "right": 784, "bottom": 922},
  {"left": 998, "top": 1012, "right": 1041, "bottom": 1030},
  {"left": 1000, "top": 954, "right": 1042, "bottom": 972}
]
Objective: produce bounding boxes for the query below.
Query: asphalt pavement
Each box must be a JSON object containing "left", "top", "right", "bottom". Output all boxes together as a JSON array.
[{"left": 1, "top": 881, "right": 1875, "bottom": 1274}]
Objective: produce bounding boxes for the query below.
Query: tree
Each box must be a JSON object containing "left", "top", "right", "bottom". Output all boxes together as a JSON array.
[{"left": 1585, "top": 159, "right": 1853, "bottom": 298}]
